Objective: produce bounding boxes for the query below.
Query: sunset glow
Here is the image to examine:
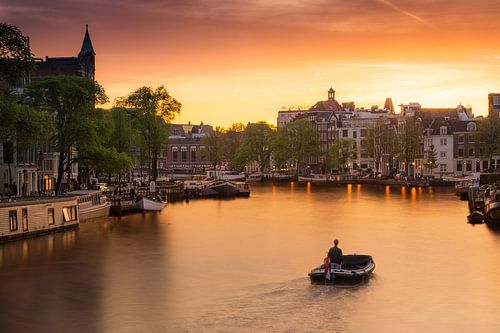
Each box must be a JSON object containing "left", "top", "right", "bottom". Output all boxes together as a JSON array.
[{"left": 5, "top": 0, "right": 500, "bottom": 125}]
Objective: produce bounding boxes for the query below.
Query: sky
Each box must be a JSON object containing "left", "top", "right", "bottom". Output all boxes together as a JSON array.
[{"left": 4, "top": 0, "right": 500, "bottom": 126}]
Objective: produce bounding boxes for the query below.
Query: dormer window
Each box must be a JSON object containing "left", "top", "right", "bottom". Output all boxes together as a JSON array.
[
  {"left": 467, "top": 122, "right": 476, "bottom": 132},
  {"left": 439, "top": 126, "right": 447, "bottom": 135}
]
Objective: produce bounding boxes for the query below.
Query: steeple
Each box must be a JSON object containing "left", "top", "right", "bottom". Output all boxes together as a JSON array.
[
  {"left": 78, "top": 24, "right": 95, "bottom": 57},
  {"left": 328, "top": 87, "right": 335, "bottom": 100}
]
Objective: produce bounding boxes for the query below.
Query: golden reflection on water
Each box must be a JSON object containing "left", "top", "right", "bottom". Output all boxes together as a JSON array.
[
  {"left": 306, "top": 182, "right": 311, "bottom": 193},
  {"left": 400, "top": 186, "right": 407, "bottom": 199},
  {"left": 47, "top": 235, "right": 54, "bottom": 256},
  {"left": 411, "top": 187, "right": 417, "bottom": 202},
  {"left": 346, "top": 184, "right": 352, "bottom": 202},
  {"left": 22, "top": 241, "right": 29, "bottom": 261},
  {"left": 289, "top": 181, "right": 295, "bottom": 192},
  {"left": 62, "top": 231, "right": 76, "bottom": 249},
  {"left": 385, "top": 185, "right": 390, "bottom": 200}
]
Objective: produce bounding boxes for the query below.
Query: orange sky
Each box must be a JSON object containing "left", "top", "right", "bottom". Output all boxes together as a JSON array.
[{"left": 4, "top": 0, "right": 500, "bottom": 126}]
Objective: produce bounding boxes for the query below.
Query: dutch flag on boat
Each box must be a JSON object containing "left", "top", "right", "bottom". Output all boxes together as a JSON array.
[{"left": 324, "top": 257, "right": 331, "bottom": 280}]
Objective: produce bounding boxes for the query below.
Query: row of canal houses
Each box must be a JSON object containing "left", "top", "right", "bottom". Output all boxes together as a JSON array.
[{"left": 278, "top": 88, "right": 500, "bottom": 177}]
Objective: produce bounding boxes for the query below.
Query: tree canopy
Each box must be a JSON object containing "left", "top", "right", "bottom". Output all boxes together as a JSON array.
[{"left": 0, "top": 22, "right": 34, "bottom": 84}]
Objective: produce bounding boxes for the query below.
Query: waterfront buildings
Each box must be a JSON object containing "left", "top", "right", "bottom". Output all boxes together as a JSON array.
[
  {"left": 0, "top": 26, "right": 93, "bottom": 196},
  {"left": 278, "top": 87, "right": 498, "bottom": 177}
]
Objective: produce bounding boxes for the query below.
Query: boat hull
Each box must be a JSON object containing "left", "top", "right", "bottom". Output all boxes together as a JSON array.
[
  {"left": 79, "top": 202, "right": 110, "bottom": 221},
  {"left": 309, "top": 255, "right": 375, "bottom": 286},
  {"left": 485, "top": 201, "right": 500, "bottom": 224},
  {"left": 137, "top": 198, "right": 167, "bottom": 211}
]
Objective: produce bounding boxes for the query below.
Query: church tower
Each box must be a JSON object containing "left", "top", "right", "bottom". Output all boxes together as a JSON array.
[
  {"left": 328, "top": 87, "right": 335, "bottom": 100},
  {"left": 78, "top": 24, "right": 95, "bottom": 80}
]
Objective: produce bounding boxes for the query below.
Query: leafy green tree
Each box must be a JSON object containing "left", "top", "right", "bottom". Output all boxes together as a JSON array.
[
  {"left": 201, "top": 126, "right": 224, "bottom": 169},
  {"left": 0, "top": 89, "right": 52, "bottom": 190},
  {"left": 0, "top": 22, "right": 34, "bottom": 85},
  {"left": 324, "top": 139, "right": 354, "bottom": 173},
  {"left": 26, "top": 75, "right": 109, "bottom": 193},
  {"left": 477, "top": 116, "right": 500, "bottom": 170},
  {"left": 424, "top": 144, "right": 439, "bottom": 175},
  {"left": 234, "top": 122, "right": 275, "bottom": 172},
  {"left": 272, "top": 119, "right": 320, "bottom": 175},
  {"left": 221, "top": 122, "right": 245, "bottom": 168},
  {"left": 116, "top": 86, "right": 181, "bottom": 181},
  {"left": 398, "top": 116, "right": 423, "bottom": 175}
]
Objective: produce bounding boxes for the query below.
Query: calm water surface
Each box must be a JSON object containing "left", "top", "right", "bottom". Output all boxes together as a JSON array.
[{"left": 1, "top": 184, "right": 500, "bottom": 332}]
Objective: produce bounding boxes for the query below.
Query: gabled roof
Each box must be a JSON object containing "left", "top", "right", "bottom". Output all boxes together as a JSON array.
[{"left": 78, "top": 25, "right": 95, "bottom": 57}]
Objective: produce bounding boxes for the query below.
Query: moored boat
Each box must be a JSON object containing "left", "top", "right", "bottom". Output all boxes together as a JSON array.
[
  {"left": 467, "top": 210, "right": 485, "bottom": 224},
  {"left": 137, "top": 196, "right": 167, "bottom": 211},
  {"left": 309, "top": 254, "right": 375, "bottom": 286},
  {"left": 298, "top": 174, "right": 328, "bottom": 183},
  {"left": 484, "top": 186, "right": 500, "bottom": 224},
  {"left": 66, "top": 190, "right": 110, "bottom": 221}
]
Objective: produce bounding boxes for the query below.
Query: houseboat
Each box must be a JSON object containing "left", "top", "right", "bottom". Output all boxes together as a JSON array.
[
  {"left": 66, "top": 190, "right": 110, "bottom": 221},
  {"left": 0, "top": 197, "right": 79, "bottom": 243},
  {"left": 484, "top": 186, "right": 500, "bottom": 224},
  {"left": 298, "top": 174, "right": 328, "bottom": 183}
]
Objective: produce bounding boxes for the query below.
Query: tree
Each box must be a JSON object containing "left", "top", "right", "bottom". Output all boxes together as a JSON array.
[
  {"left": 116, "top": 86, "right": 181, "bottom": 181},
  {"left": 365, "top": 119, "right": 387, "bottom": 174},
  {"left": 0, "top": 22, "right": 34, "bottom": 85},
  {"left": 424, "top": 144, "right": 439, "bottom": 176},
  {"left": 477, "top": 116, "right": 500, "bottom": 170},
  {"left": 26, "top": 75, "right": 109, "bottom": 193},
  {"left": 0, "top": 89, "right": 52, "bottom": 191},
  {"left": 221, "top": 123, "right": 245, "bottom": 168},
  {"left": 324, "top": 139, "right": 354, "bottom": 173},
  {"left": 234, "top": 122, "right": 275, "bottom": 172},
  {"left": 272, "top": 119, "right": 320, "bottom": 175},
  {"left": 398, "top": 116, "right": 423, "bottom": 175},
  {"left": 201, "top": 126, "right": 224, "bottom": 169}
]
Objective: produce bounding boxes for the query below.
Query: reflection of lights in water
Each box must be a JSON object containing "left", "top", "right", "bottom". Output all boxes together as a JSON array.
[
  {"left": 411, "top": 187, "right": 417, "bottom": 201},
  {"left": 347, "top": 184, "right": 352, "bottom": 201},
  {"left": 429, "top": 187, "right": 434, "bottom": 196},
  {"left": 356, "top": 184, "right": 361, "bottom": 192},
  {"left": 271, "top": 185, "right": 276, "bottom": 195},
  {"left": 47, "top": 235, "right": 54, "bottom": 256},
  {"left": 306, "top": 182, "right": 311, "bottom": 193},
  {"left": 22, "top": 241, "right": 29, "bottom": 261},
  {"left": 401, "top": 186, "right": 407, "bottom": 199},
  {"left": 62, "top": 231, "right": 76, "bottom": 248},
  {"left": 290, "top": 181, "right": 295, "bottom": 192},
  {"left": 418, "top": 187, "right": 423, "bottom": 199},
  {"left": 385, "top": 185, "right": 390, "bottom": 199}
]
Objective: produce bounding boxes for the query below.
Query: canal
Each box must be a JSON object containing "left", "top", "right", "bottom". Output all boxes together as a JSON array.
[{"left": 1, "top": 184, "right": 499, "bottom": 332}]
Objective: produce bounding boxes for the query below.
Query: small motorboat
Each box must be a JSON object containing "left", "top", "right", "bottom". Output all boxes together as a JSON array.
[
  {"left": 467, "top": 210, "right": 485, "bottom": 224},
  {"left": 309, "top": 254, "right": 375, "bottom": 286},
  {"left": 137, "top": 195, "right": 167, "bottom": 211}
]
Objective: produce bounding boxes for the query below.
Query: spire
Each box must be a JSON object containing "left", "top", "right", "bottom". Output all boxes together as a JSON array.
[
  {"left": 328, "top": 87, "right": 335, "bottom": 100},
  {"left": 78, "top": 24, "right": 95, "bottom": 57}
]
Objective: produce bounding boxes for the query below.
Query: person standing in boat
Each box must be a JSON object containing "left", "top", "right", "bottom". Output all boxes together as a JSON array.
[{"left": 328, "top": 239, "right": 343, "bottom": 269}]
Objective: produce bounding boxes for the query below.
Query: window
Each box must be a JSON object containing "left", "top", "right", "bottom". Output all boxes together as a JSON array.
[
  {"left": 352, "top": 142, "right": 357, "bottom": 149},
  {"left": 353, "top": 131, "right": 357, "bottom": 139},
  {"left": 9, "top": 210, "right": 18, "bottom": 232},
  {"left": 483, "top": 160, "right": 489, "bottom": 170},
  {"left": 342, "top": 129, "right": 348, "bottom": 137},
  {"left": 191, "top": 150, "right": 196, "bottom": 162},
  {"left": 62, "top": 206, "right": 78, "bottom": 222},
  {"left": 469, "top": 149, "right": 474, "bottom": 157},
  {"left": 440, "top": 138, "right": 447, "bottom": 146},
  {"left": 361, "top": 163, "right": 368, "bottom": 169},
  {"left": 467, "top": 122, "right": 476, "bottom": 132},
  {"left": 48, "top": 208, "right": 55, "bottom": 225},
  {"left": 360, "top": 129, "right": 367, "bottom": 138},
  {"left": 172, "top": 147, "right": 178, "bottom": 162},
  {"left": 22, "top": 208, "right": 28, "bottom": 231},
  {"left": 440, "top": 164, "right": 447, "bottom": 172},
  {"left": 181, "top": 147, "right": 187, "bottom": 162},
  {"left": 458, "top": 148, "right": 464, "bottom": 157},
  {"left": 466, "top": 161, "right": 472, "bottom": 172},
  {"left": 468, "top": 134, "right": 475, "bottom": 143},
  {"left": 440, "top": 152, "right": 446, "bottom": 158},
  {"left": 457, "top": 162, "right": 463, "bottom": 172},
  {"left": 440, "top": 126, "right": 447, "bottom": 135},
  {"left": 458, "top": 135, "right": 464, "bottom": 144}
]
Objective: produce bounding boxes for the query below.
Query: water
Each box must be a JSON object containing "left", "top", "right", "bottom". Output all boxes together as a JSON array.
[{"left": 1, "top": 184, "right": 500, "bottom": 332}]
